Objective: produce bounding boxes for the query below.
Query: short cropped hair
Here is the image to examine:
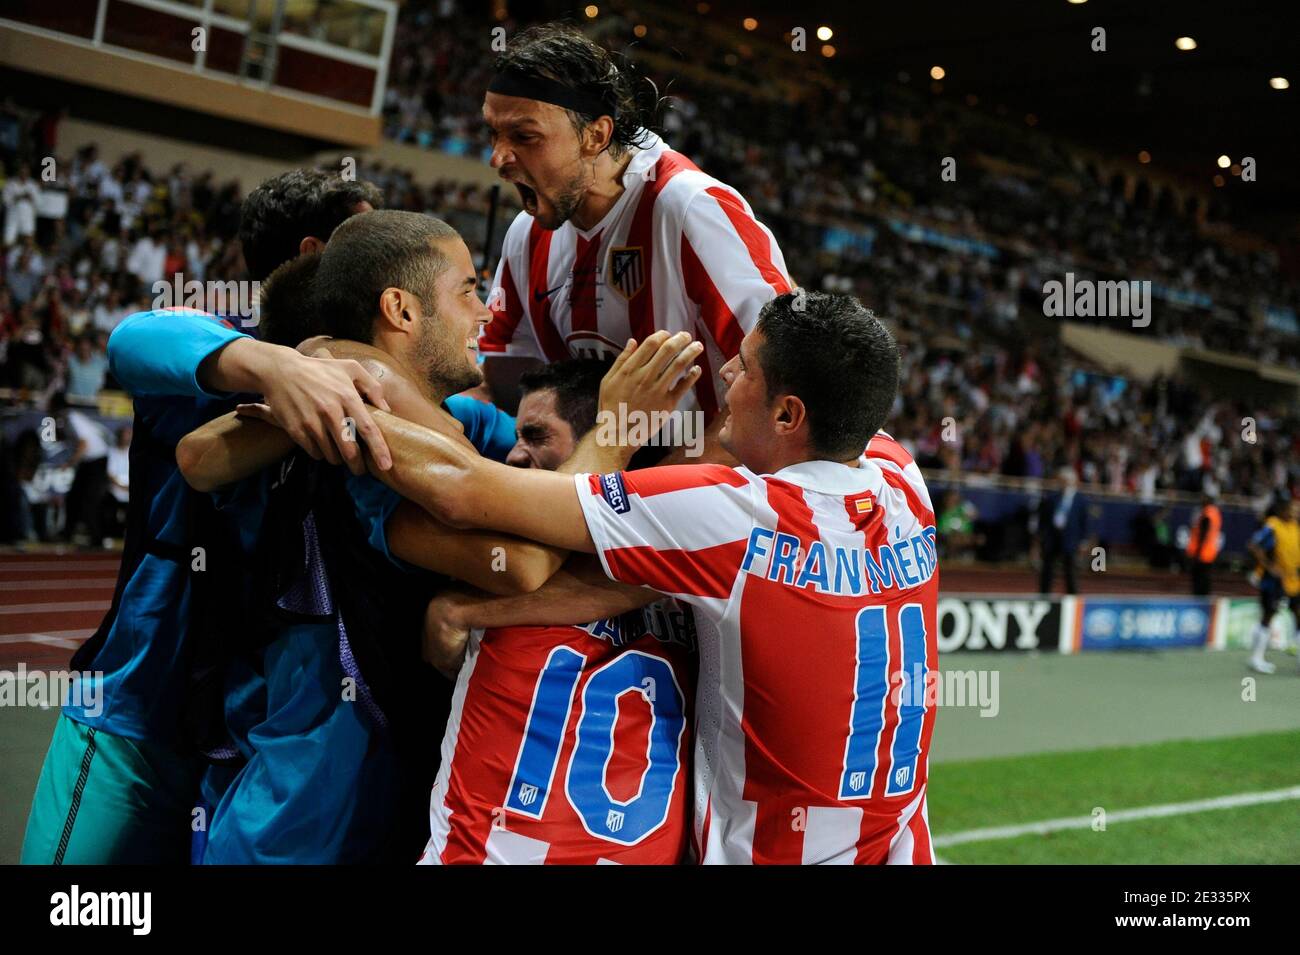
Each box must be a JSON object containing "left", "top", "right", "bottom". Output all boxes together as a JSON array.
[
  {"left": 312, "top": 210, "right": 460, "bottom": 344},
  {"left": 756, "top": 291, "right": 900, "bottom": 460}
]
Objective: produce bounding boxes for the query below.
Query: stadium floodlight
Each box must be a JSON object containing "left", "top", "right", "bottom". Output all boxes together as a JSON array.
[
  {"left": 584, "top": 5, "right": 598, "bottom": 18},
  {"left": 931, "top": 65, "right": 946, "bottom": 80},
  {"left": 822, "top": 45, "right": 837, "bottom": 58},
  {"left": 1175, "top": 36, "right": 1198, "bottom": 51},
  {"left": 1138, "top": 150, "right": 1152, "bottom": 163},
  {"left": 1270, "top": 76, "right": 1290, "bottom": 90},
  {"left": 817, "top": 26, "right": 834, "bottom": 41},
  {"left": 1217, "top": 154, "right": 1231, "bottom": 168},
  {"left": 743, "top": 17, "right": 758, "bottom": 31}
]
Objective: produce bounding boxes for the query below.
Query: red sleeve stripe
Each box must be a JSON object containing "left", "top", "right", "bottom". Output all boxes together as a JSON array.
[
  {"left": 681, "top": 234, "right": 744, "bottom": 358},
  {"left": 604, "top": 539, "right": 747, "bottom": 599},
  {"left": 479, "top": 259, "right": 524, "bottom": 352},
  {"left": 865, "top": 432, "right": 915, "bottom": 470},
  {"left": 526, "top": 221, "right": 570, "bottom": 362},
  {"left": 704, "top": 186, "right": 792, "bottom": 297},
  {"left": 622, "top": 464, "right": 750, "bottom": 498},
  {"left": 878, "top": 467, "right": 935, "bottom": 526}
]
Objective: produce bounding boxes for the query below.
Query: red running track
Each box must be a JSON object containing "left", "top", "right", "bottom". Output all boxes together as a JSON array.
[{"left": 0, "top": 553, "right": 118, "bottom": 672}]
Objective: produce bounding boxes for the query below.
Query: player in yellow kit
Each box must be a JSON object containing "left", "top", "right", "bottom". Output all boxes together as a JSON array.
[{"left": 1246, "top": 497, "right": 1300, "bottom": 674}]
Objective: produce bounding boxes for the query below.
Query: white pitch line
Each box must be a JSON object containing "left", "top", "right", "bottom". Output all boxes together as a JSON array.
[
  {"left": 933, "top": 786, "right": 1300, "bottom": 848},
  {"left": 0, "top": 629, "right": 94, "bottom": 646},
  {"left": 24, "top": 634, "right": 82, "bottom": 649}
]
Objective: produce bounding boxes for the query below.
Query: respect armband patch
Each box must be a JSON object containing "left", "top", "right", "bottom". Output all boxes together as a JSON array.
[{"left": 600, "top": 472, "right": 631, "bottom": 514}]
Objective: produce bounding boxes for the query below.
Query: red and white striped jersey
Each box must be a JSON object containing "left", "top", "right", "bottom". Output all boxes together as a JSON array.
[
  {"left": 419, "top": 599, "right": 696, "bottom": 865},
  {"left": 479, "top": 133, "right": 792, "bottom": 424},
  {"left": 574, "top": 433, "right": 939, "bottom": 865}
]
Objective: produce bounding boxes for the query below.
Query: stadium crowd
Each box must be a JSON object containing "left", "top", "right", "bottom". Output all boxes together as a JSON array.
[{"left": 0, "top": 2, "right": 1297, "bottom": 548}]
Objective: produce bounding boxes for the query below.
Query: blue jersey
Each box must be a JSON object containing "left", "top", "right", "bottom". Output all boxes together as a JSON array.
[{"left": 70, "top": 309, "right": 515, "bottom": 743}]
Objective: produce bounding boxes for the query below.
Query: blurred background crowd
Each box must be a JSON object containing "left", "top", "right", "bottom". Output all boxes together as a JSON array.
[{"left": 0, "top": 0, "right": 1296, "bottom": 568}]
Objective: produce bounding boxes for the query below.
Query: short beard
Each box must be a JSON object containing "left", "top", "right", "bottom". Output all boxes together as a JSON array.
[
  {"left": 541, "top": 165, "right": 590, "bottom": 230},
  {"left": 413, "top": 315, "right": 482, "bottom": 398}
]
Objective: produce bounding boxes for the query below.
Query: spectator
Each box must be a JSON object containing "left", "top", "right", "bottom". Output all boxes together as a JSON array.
[
  {"left": 52, "top": 392, "right": 111, "bottom": 546},
  {"left": 1036, "top": 467, "right": 1089, "bottom": 594},
  {"left": 6, "top": 248, "right": 41, "bottom": 305},
  {"left": 104, "top": 424, "right": 130, "bottom": 539},
  {"left": 66, "top": 333, "right": 107, "bottom": 400},
  {"left": 3, "top": 161, "right": 39, "bottom": 244},
  {"left": 936, "top": 488, "right": 982, "bottom": 560},
  {"left": 1186, "top": 492, "right": 1223, "bottom": 595}
]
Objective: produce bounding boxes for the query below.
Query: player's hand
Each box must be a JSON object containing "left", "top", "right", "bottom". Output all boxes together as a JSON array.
[
  {"left": 255, "top": 348, "right": 394, "bottom": 474},
  {"left": 599, "top": 331, "right": 704, "bottom": 443},
  {"left": 422, "top": 593, "right": 471, "bottom": 679}
]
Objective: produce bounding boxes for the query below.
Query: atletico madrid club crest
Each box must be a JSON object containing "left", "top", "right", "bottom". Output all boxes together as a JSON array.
[{"left": 608, "top": 246, "right": 645, "bottom": 300}]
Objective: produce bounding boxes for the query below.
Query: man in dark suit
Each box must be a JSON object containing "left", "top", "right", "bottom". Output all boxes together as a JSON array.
[{"left": 1038, "top": 467, "right": 1088, "bottom": 595}]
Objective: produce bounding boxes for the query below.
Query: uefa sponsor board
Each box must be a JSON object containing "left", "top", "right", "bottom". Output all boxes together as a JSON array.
[
  {"left": 1077, "top": 598, "right": 1215, "bottom": 652},
  {"left": 936, "top": 597, "right": 1062, "bottom": 653}
]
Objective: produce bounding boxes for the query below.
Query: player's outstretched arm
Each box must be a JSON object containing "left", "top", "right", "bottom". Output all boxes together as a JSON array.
[
  {"left": 386, "top": 501, "right": 565, "bottom": 596},
  {"left": 365, "top": 332, "right": 706, "bottom": 549},
  {"left": 366, "top": 409, "right": 596, "bottom": 552},
  {"left": 110, "top": 309, "right": 393, "bottom": 473}
]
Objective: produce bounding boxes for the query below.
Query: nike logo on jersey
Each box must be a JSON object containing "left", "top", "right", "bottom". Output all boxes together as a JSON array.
[{"left": 535, "top": 282, "right": 566, "bottom": 302}]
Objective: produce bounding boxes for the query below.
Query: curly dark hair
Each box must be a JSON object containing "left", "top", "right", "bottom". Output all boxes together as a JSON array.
[
  {"left": 757, "top": 291, "right": 901, "bottom": 460},
  {"left": 494, "top": 22, "right": 670, "bottom": 157},
  {"left": 238, "top": 169, "right": 383, "bottom": 281}
]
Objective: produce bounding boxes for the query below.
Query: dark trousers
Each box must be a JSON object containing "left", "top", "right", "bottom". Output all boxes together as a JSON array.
[
  {"left": 1191, "top": 560, "right": 1213, "bottom": 596},
  {"left": 66, "top": 457, "right": 109, "bottom": 543},
  {"left": 1039, "top": 539, "right": 1077, "bottom": 594}
]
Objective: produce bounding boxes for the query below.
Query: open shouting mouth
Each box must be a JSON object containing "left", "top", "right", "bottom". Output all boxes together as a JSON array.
[{"left": 514, "top": 181, "right": 539, "bottom": 215}]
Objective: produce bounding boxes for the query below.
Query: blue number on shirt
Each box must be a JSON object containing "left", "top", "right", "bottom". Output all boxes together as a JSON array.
[
  {"left": 840, "top": 603, "right": 929, "bottom": 800},
  {"left": 567, "top": 651, "right": 687, "bottom": 844},
  {"left": 505, "top": 648, "right": 687, "bottom": 845},
  {"left": 506, "top": 646, "right": 584, "bottom": 817}
]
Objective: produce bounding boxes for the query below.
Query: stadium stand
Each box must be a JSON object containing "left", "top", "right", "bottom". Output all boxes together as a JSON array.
[{"left": 0, "top": 0, "right": 1296, "bottom": 562}]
